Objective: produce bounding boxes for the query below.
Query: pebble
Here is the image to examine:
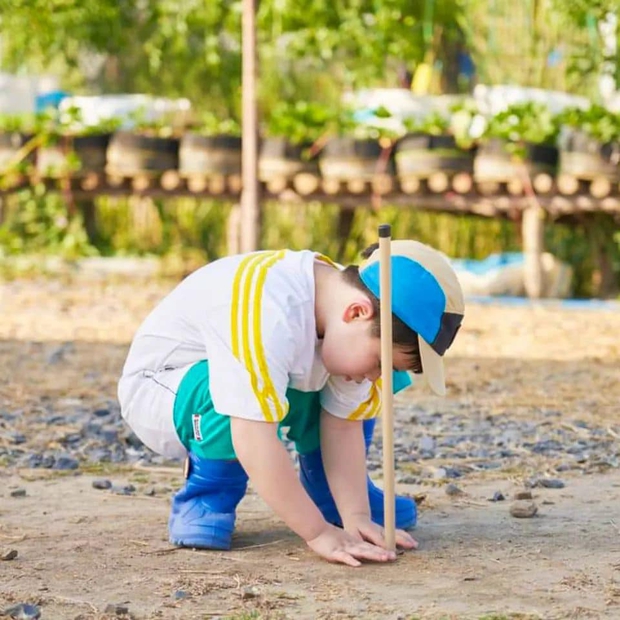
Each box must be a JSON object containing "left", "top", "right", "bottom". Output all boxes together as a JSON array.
[
  {"left": 534, "top": 478, "right": 566, "bottom": 489},
  {"left": 92, "top": 479, "right": 112, "bottom": 490},
  {"left": 489, "top": 491, "right": 505, "bottom": 502},
  {"left": 445, "top": 483, "right": 462, "bottom": 496},
  {"left": 3, "top": 603, "right": 41, "bottom": 619},
  {"left": 104, "top": 603, "right": 130, "bottom": 616},
  {"left": 1, "top": 548, "right": 18, "bottom": 561},
  {"left": 173, "top": 590, "right": 188, "bottom": 600},
  {"left": 10, "top": 488, "right": 26, "bottom": 498},
  {"left": 111, "top": 484, "right": 136, "bottom": 496},
  {"left": 510, "top": 501, "right": 538, "bottom": 518},
  {"left": 241, "top": 586, "right": 260, "bottom": 600},
  {"left": 514, "top": 490, "right": 533, "bottom": 500}
]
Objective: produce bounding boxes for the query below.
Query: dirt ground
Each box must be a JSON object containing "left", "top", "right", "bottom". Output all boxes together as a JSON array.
[{"left": 1, "top": 273, "right": 620, "bottom": 620}]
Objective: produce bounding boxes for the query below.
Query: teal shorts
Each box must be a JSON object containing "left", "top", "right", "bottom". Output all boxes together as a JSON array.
[{"left": 172, "top": 360, "right": 412, "bottom": 461}]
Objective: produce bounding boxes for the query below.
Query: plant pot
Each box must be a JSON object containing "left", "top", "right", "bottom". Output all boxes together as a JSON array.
[
  {"left": 106, "top": 131, "right": 179, "bottom": 175},
  {"left": 319, "top": 137, "right": 391, "bottom": 181},
  {"left": 474, "top": 138, "right": 558, "bottom": 182},
  {"left": 395, "top": 133, "right": 476, "bottom": 177},
  {"left": 37, "top": 133, "right": 111, "bottom": 177},
  {"left": 258, "top": 137, "right": 318, "bottom": 181},
  {"left": 179, "top": 133, "right": 241, "bottom": 176},
  {"left": 558, "top": 130, "right": 620, "bottom": 181},
  {"left": 0, "top": 132, "right": 36, "bottom": 172}
]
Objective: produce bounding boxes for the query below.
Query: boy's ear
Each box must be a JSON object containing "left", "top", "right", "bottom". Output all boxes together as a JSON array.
[{"left": 342, "top": 296, "right": 375, "bottom": 323}]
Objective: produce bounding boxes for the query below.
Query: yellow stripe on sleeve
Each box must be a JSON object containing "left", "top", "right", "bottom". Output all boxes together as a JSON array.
[{"left": 347, "top": 380, "right": 382, "bottom": 420}]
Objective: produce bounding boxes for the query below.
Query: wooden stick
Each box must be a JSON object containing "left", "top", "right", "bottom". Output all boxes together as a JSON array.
[{"left": 378, "top": 224, "right": 396, "bottom": 552}]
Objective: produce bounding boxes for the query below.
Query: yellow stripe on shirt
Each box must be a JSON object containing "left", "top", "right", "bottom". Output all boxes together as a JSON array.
[
  {"left": 252, "top": 250, "right": 288, "bottom": 421},
  {"left": 347, "top": 380, "right": 382, "bottom": 420},
  {"left": 230, "top": 250, "right": 288, "bottom": 422}
]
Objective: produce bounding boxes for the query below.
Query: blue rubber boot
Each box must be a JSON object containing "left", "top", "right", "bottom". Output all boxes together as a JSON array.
[
  {"left": 169, "top": 453, "right": 248, "bottom": 550},
  {"left": 299, "top": 418, "right": 417, "bottom": 529}
]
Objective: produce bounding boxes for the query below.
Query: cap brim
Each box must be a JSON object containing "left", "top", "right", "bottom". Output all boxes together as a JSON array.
[{"left": 419, "top": 338, "right": 446, "bottom": 396}]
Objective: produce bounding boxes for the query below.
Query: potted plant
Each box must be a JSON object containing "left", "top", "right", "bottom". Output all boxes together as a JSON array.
[
  {"left": 259, "top": 100, "right": 332, "bottom": 181},
  {"left": 179, "top": 112, "right": 242, "bottom": 177},
  {"left": 106, "top": 107, "right": 180, "bottom": 175},
  {"left": 394, "top": 101, "right": 479, "bottom": 178},
  {"left": 319, "top": 105, "right": 397, "bottom": 181},
  {"left": 556, "top": 105, "right": 620, "bottom": 181},
  {"left": 35, "top": 106, "right": 121, "bottom": 177},
  {"left": 475, "top": 101, "right": 560, "bottom": 182}
]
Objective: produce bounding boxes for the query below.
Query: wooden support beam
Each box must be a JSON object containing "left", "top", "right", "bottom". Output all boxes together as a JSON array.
[
  {"left": 428, "top": 172, "right": 449, "bottom": 193},
  {"left": 590, "top": 176, "right": 611, "bottom": 198},
  {"left": 228, "top": 174, "right": 243, "bottom": 194},
  {"left": 452, "top": 173, "right": 472, "bottom": 194},
  {"left": 209, "top": 174, "right": 226, "bottom": 195},
  {"left": 399, "top": 176, "right": 420, "bottom": 194},
  {"left": 533, "top": 173, "right": 554, "bottom": 194},
  {"left": 293, "top": 173, "right": 320, "bottom": 195},
  {"left": 187, "top": 176, "right": 208, "bottom": 193},
  {"left": 522, "top": 204, "right": 545, "bottom": 299},
  {"left": 557, "top": 174, "right": 579, "bottom": 195},
  {"left": 161, "top": 170, "right": 181, "bottom": 191}
]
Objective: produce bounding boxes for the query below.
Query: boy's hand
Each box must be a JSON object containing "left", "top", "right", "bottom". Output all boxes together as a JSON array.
[
  {"left": 306, "top": 523, "right": 397, "bottom": 567},
  {"left": 343, "top": 513, "right": 418, "bottom": 551}
]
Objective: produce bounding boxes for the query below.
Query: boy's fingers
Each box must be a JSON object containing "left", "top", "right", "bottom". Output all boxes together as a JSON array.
[
  {"left": 395, "top": 529, "right": 419, "bottom": 549},
  {"left": 333, "top": 550, "right": 361, "bottom": 567},
  {"left": 350, "top": 542, "right": 396, "bottom": 562}
]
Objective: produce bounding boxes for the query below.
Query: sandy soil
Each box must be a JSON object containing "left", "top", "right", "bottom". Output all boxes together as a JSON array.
[{"left": 1, "top": 275, "right": 620, "bottom": 620}]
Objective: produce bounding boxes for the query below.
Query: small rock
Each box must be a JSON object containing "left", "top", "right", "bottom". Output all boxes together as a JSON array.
[
  {"left": 1, "top": 549, "right": 18, "bottom": 561},
  {"left": 536, "top": 478, "right": 565, "bottom": 489},
  {"left": 93, "top": 408, "right": 111, "bottom": 417},
  {"left": 111, "top": 484, "right": 136, "bottom": 496},
  {"left": 510, "top": 501, "right": 538, "bottom": 519},
  {"left": 241, "top": 586, "right": 260, "bottom": 600},
  {"left": 11, "top": 433, "right": 27, "bottom": 445},
  {"left": 173, "top": 590, "right": 188, "bottom": 600},
  {"left": 445, "top": 483, "right": 462, "bottom": 496},
  {"left": 53, "top": 455, "right": 79, "bottom": 471},
  {"left": 419, "top": 436, "right": 436, "bottom": 452},
  {"left": 92, "top": 479, "right": 112, "bottom": 490},
  {"left": 514, "top": 490, "right": 533, "bottom": 500},
  {"left": 104, "top": 603, "right": 129, "bottom": 616},
  {"left": 489, "top": 491, "right": 505, "bottom": 502},
  {"left": 10, "top": 488, "right": 26, "bottom": 498},
  {"left": 4, "top": 603, "right": 41, "bottom": 619}
]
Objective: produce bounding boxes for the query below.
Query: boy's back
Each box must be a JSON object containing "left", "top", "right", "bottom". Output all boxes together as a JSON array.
[{"left": 119, "top": 249, "right": 375, "bottom": 438}]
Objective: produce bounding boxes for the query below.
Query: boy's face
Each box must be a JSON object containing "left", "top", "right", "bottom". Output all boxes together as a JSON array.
[{"left": 320, "top": 300, "right": 411, "bottom": 383}]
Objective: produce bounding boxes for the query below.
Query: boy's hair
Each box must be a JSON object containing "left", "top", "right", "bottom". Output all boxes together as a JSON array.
[{"left": 341, "top": 243, "right": 423, "bottom": 374}]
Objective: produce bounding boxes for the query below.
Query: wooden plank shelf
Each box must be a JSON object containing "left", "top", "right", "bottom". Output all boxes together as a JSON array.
[{"left": 2, "top": 171, "right": 620, "bottom": 219}]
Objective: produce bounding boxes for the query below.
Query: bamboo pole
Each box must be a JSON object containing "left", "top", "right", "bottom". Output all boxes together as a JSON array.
[{"left": 378, "top": 224, "right": 396, "bottom": 553}]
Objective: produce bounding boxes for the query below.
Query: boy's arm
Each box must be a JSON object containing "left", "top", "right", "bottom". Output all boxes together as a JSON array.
[
  {"left": 320, "top": 409, "right": 418, "bottom": 550},
  {"left": 319, "top": 409, "right": 370, "bottom": 523},
  {"left": 231, "top": 417, "right": 326, "bottom": 541},
  {"left": 230, "top": 416, "right": 397, "bottom": 567}
]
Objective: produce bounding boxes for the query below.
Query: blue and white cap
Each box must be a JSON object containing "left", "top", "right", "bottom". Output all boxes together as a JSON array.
[{"left": 359, "top": 240, "right": 465, "bottom": 396}]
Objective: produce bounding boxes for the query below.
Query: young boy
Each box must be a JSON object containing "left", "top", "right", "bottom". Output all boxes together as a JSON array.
[{"left": 118, "top": 239, "right": 464, "bottom": 567}]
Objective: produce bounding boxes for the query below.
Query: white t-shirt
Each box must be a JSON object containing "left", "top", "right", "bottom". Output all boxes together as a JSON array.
[{"left": 118, "top": 249, "right": 380, "bottom": 423}]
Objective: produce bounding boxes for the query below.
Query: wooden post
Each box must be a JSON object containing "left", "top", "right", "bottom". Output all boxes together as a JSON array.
[
  {"left": 77, "top": 200, "right": 98, "bottom": 245},
  {"left": 378, "top": 224, "right": 395, "bottom": 553},
  {"left": 227, "top": 203, "right": 242, "bottom": 256},
  {"left": 522, "top": 204, "right": 545, "bottom": 298},
  {"left": 240, "top": 0, "right": 260, "bottom": 253}
]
